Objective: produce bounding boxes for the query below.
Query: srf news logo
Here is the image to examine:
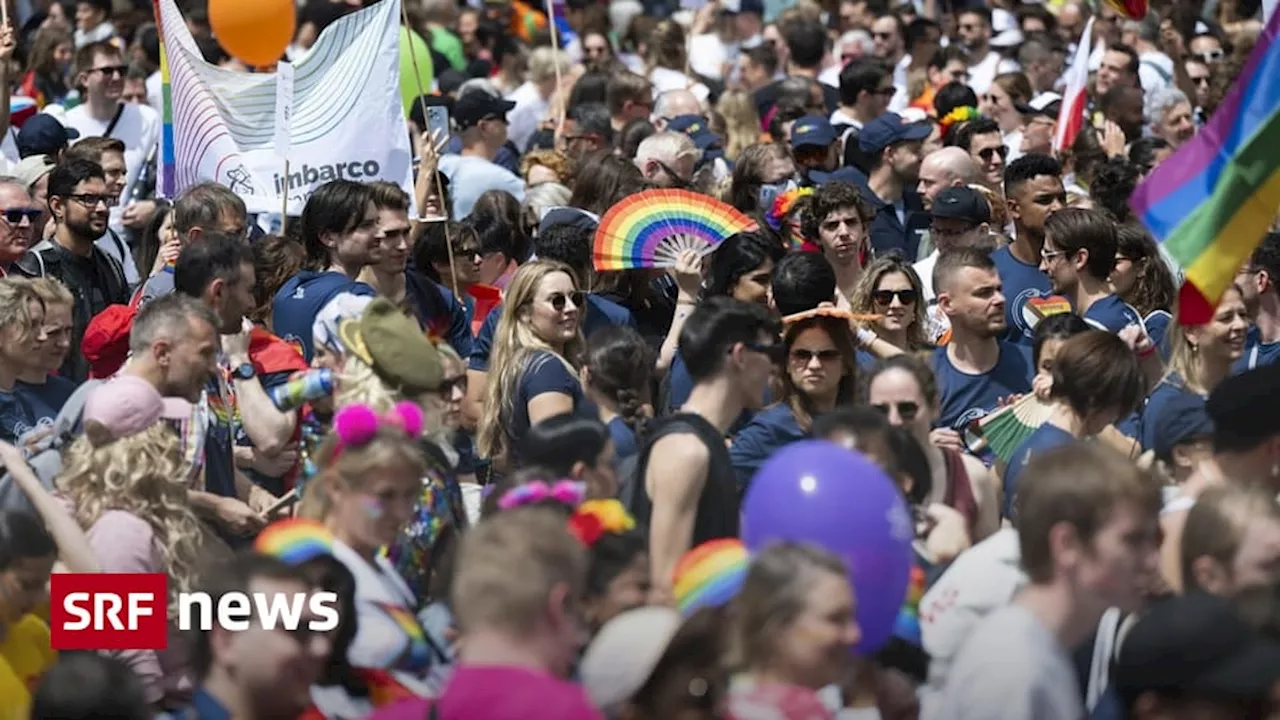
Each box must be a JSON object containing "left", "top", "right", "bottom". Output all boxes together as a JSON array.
[{"left": 50, "top": 573, "right": 339, "bottom": 651}]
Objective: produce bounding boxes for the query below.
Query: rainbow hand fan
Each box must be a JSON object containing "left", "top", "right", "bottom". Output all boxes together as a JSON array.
[
  {"left": 593, "top": 189, "right": 757, "bottom": 271},
  {"left": 963, "top": 393, "right": 1055, "bottom": 464}
]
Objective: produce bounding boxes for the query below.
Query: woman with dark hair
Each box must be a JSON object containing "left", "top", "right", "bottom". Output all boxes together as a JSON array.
[
  {"left": 729, "top": 143, "right": 798, "bottom": 215},
  {"left": 250, "top": 234, "right": 306, "bottom": 329},
  {"left": 134, "top": 201, "right": 173, "bottom": 282},
  {"left": 659, "top": 228, "right": 785, "bottom": 413},
  {"left": 1090, "top": 157, "right": 1141, "bottom": 223},
  {"left": 617, "top": 118, "right": 657, "bottom": 160},
  {"left": 730, "top": 308, "right": 859, "bottom": 489},
  {"left": 413, "top": 221, "right": 484, "bottom": 304},
  {"left": 518, "top": 414, "right": 619, "bottom": 499},
  {"left": 568, "top": 71, "right": 610, "bottom": 107},
  {"left": 583, "top": 326, "right": 654, "bottom": 463},
  {"left": 19, "top": 26, "right": 71, "bottom": 107},
  {"left": 1111, "top": 224, "right": 1177, "bottom": 359},
  {"left": 568, "top": 151, "right": 649, "bottom": 216},
  {"left": 470, "top": 190, "right": 529, "bottom": 287},
  {"left": 1127, "top": 137, "right": 1173, "bottom": 177}
]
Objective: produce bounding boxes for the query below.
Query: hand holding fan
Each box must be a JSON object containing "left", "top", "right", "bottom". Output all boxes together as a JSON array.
[
  {"left": 593, "top": 189, "right": 758, "bottom": 271},
  {"left": 963, "top": 393, "right": 1055, "bottom": 464}
]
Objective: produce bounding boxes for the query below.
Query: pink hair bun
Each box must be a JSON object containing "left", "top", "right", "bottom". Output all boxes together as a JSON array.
[
  {"left": 393, "top": 401, "right": 424, "bottom": 438},
  {"left": 334, "top": 404, "right": 379, "bottom": 446}
]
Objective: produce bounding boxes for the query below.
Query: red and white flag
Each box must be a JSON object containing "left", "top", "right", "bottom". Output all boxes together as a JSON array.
[{"left": 1054, "top": 17, "right": 1095, "bottom": 152}]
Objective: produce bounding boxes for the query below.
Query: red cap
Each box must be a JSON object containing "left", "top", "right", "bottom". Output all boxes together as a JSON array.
[{"left": 81, "top": 304, "right": 135, "bottom": 379}]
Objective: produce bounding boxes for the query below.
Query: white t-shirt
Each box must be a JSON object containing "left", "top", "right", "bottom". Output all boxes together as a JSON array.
[
  {"left": 649, "top": 66, "right": 710, "bottom": 104},
  {"left": 506, "top": 81, "right": 548, "bottom": 153},
  {"left": 689, "top": 32, "right": 736, "bottom": 80},
  {"left": 1138, "top": 51, "right": 1175, "bottom": 96},
  {"left": 927, "top": 604, "right": 1083, "bottom": 720},
  {"left": 967, "top": 51, "right": 1019, "bottom": 97},
  {"left": 63, "top": 101, "right": 161, "bottom": 209}
]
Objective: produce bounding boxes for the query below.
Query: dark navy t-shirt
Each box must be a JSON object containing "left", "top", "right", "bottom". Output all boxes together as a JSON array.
[
  {"left": 0, "top": 377, "right": 76, "bottom": 456},
  {"left": 469, "top": 305, "right": 503, "bottom": 372},
  {"left": 1145, "top": 309, "right": 1173, "bottom": 362},
  {"left": 1003, "top": 423, "right": 1076, "bottom": 517},
  {"left": 1082, "top": 294, "right": 1145, "bottom": 334},
  {"left": 931, "top": 341, "right": 1035, "bottom": 433},
  {"left": 729, "top": 403, "right": 806, "bottom": 491},
  {"left": 1135, "top": 375, "right": 1204, "bottom": 452},
  {"left": 991, "top": 246, "right": 1068, "bottom": 345},
  {"left": 584, "top": 294, "right": 637, "bottom": 339},
  {"left": 404, "top": 272, "right": 474, "bottom": 360},
  {"left": 664, "top": 351, "right": 762, "bottom": 433},
  {"left": 607, "top": 416, "right": 639, "bottom": 462},
  {"left": 507, "top": 350, "right": 590, "bottom": 465},
  {"left": 1234, "top": 325, "right": 1280, "bottom": 374}
]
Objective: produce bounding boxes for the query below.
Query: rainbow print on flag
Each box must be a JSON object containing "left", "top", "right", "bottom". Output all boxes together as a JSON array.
[{"left": 1130, "top": 10, "right": 1280, "bottom": 324}]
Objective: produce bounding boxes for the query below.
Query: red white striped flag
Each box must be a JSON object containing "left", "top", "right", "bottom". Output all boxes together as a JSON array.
[{"left": 1054, "top": 17, "right": 1095, "bottom": 152}]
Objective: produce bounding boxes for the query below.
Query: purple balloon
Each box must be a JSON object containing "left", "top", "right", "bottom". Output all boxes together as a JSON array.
[{"left": 742, "top": 440, "right": 914, "bottom": 654}]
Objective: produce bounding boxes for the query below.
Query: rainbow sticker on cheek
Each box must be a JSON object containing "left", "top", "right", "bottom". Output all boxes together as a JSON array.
[{"left": 360, "top": 497, "right": 385, "bottom": 520}]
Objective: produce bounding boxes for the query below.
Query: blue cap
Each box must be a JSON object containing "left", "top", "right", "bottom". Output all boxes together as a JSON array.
[
  {"left": 790, "top": 115, "right": 836, "bottom": 149},
  {"left": 1152, "top": 392, "right": 1215, "bottom": 461},
  {"left": 666, "top": 114, "right": 720, "bottom": 150},
  {"left": 17, "top": 114, "right": 78, "bottom": 158},
  {"left": 539, "top": 206, "right": 599, "bottom": 236},
  {"left": 807, "top": 166, "right": 865, "bottom": 187},
  {"left": 859, "top": 112, "right": 932, "bottom": 155}
]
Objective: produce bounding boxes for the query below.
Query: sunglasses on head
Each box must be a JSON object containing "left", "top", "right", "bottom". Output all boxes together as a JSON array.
[
  {"left": 978, "top": 145, "right": 1008, "bottom": 162},
  {"left": 873, "top": 401, "right": 920, "bottom": 422},
  {"left": 873, "top": 288, "right": 918, "bottom": 306},
  {"left": 791, "top": 348, "right": 842, "bottom": 364},
  {"left": 0, "top": 209, "right": 39, "bottom": 224},
  {"left": 548, "top": 291, "right": 585, "bottom": 312}
]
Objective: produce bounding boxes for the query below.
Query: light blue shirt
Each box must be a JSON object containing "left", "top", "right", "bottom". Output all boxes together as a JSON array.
[{"left": 437, "top": 154, "right": 526, "bottom": 219}]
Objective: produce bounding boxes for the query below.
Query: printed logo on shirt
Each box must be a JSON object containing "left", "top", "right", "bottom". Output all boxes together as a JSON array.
[
  {"left": 1011, "top": 289, "right": 1072, "bottom": 339},
  {"left": 50, "top": 573, "right": 339, "bottom": 650}
]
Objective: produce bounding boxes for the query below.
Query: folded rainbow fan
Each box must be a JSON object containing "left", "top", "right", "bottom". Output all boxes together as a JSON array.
[
  {"left": 593, "top": 189, "right": 758, "bottom": 271},
  {"left": 963, "top": 394, "right": 1055, "bottom": 464}
]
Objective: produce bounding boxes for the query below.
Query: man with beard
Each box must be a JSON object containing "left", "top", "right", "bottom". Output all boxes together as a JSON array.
[
  {"left": 14, "top": 159, "right": 128, "bottom": 382},
  {"left": 956, "top": 7, "right": 1017, "bottom": 96},
  {"left": 857, "top": 112, "right": 931, "bottom": 258},
  {"left": 929, "top": 247, "right": 1034, "bottom": 450}
]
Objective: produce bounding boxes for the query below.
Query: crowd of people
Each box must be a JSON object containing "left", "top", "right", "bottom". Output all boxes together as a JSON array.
[{"left": 0, "top": 0, "right": 1277, "bottom": 717}]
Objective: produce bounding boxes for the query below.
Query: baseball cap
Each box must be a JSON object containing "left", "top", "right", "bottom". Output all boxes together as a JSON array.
[
  {"left": 859, "top": 112, "right": 932, "bottom": 155},
  {"left": 453, "top": 89, "right": 516, "bottom": 131},
  {"left": 1152, "top": 392, "right": 1214, "bottom": 462},
  {"left": 1115, "top": 592, "right": 1280, "bottom": 706},
  {"left": 931, "top": 186, "right": 991, "bottom": 224},
  {"left": 337, "top": 298, "right": 443, "bottom": 396},
  {"left": 1207, "top": 363, "right": 1280, "bottom": 450},
  {"left": 1015, "top": 92, "right": 1063, "bottom": 119},
  {"left": 16, "top": 114, "right": 78, "bottom": 158},
  {"left": 580, "top": 607, "right": 683, "bottom": 713},
  {"left": 667, "top": 115, "right": 720, "bottom": 150},
  {"left": 83, "top": 376, "right": 192, "bottom": 441},
  {"left": 539, "top": 206, "right": 599, "bottom": 236},
  {"left": 12, "top": 155, "right": 54, "bottom": 191},
  {"left": 790, "top": 115, "right": 836, "bottom": 150}
]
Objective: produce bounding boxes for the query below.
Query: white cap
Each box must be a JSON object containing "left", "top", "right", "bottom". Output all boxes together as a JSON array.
[{"left": 580, "top": 606, "right": 683, "bottom": 713}]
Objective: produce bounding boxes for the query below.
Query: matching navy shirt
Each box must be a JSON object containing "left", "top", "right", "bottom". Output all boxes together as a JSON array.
[
  {"left": 991, "top": 246, "right": 1069, "bottom": 346},
  {"left": 729, "top": 403, "right": 807, "bottom": 491},
  {"left": 1082, "top": 294, "right": 1146, "bottom": 334},
  {"left": 1234, "top": 325, "right": 1280, "bottom": 374},
  {"left": 1002, "top": 423, "right": 1076, "bottom": 518},
  {"left": 506, "top": 350, "right": 593, "bottom": 466},
  {"left": 931, "top": 341, "right": 1035, "bottom": 434}
]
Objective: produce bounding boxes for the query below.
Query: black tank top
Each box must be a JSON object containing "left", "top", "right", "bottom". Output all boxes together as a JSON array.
[{"left": 629, "top": 412, "right": 739, "bottom": 545}]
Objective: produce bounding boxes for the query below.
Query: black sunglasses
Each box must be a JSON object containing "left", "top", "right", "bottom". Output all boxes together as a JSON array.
[
  {"left": 0, "top": 209, "right": 39, "bottom": 224},
  {"left": 548, "top": 291, "right": 585, "bottom": 312},
  {"left": 873, "top": 401, "right": 920, "bottom": 422},
  {"left": 744, "top": 341, "right": 788, "bottom": 363},
  {"left": 91, "top": 64, "right": 128, "bottom": 77},
  {"left": 977, "top": 145, "right": 1009, "bottom": 162},
  {"left": 437, "top": 375, "right": 468, "bottom": 397},
  {"left": 873, "top": 288, "right": 918, "bottom": 306},
  {"left": 790, "top": 348, "right": 842, "bottom": 364}
]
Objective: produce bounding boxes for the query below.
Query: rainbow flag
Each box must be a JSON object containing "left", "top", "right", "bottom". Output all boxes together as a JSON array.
[
  {"left": 1130, "top": 11, "right": 1280, "bottom": 324},
  {"left": 155, "top": 0, "right": 175, "bottom": 199}
]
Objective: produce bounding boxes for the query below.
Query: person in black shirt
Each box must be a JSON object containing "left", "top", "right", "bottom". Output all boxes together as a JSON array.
[
  {"left": 15, "top": 159, "right": 128, "bottom": 383},
  {"left": 632, "top": 296, "right": 780, "bottom": 603}
]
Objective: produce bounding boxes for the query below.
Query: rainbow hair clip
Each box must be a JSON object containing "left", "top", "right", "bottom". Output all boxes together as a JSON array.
[
  {"left": 568, "top": 499, "right": 635, "bottom": 547},
  {"left": 939, "top": 105, "right": 981, "bottom": 136},
  {"left": 496, "top": 480, "right": 586, "bottom": 512},
  {"left": 332, "top": 402, "right": 424, "bottom": 458}
]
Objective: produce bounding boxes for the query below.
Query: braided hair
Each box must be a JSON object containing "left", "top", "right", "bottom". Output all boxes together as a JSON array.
[{"left": 584, "top": 325, "right": 655, "bottom": 440}]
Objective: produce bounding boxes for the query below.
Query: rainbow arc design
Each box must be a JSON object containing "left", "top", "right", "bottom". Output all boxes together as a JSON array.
[
  {"left": 594, "top": 189, "right": 757, "bottom": 271},
  {"left": 672, "top": 538, "right": 749, "bottom": 617}
]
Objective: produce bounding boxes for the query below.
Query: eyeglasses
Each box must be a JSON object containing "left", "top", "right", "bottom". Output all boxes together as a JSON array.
[
  {"left": 873, "top": 400, "right": 920, "bottom": 422},
  {"left": 90, "top": 64, "right": 127, "bottom": 77},
  {"left": 873, "top": 288, "right": 918, "bottom": 306},
  {"left": 1198, "top": 49, "right": 1224, "bottom": 63},
  {"left": 1191, "top": 75, "right": 1211, "bottom": 86},
  {"left": 547, "top": 291, "right": 585, "bottom": 312},
  {"left": 65, "top": 194, "right": 117, "bottom": 208},
  {"left": 1040, "top": 248, "right": 1066, "bottom": 261},
  {"left": 790, "top": 348, "right": 842, "bottom": 364},
  {"left": 437, "top": 374, "right": 468, "bottom": 397},
  {"left": 744, "top": 341, "right": 787, "bottom": 363},
  {"left": 873, "top": 86, "right": 897, "bottom": 96},
  {"left": 871, "top": 31, "right": 895, "bottom": 40},
  {"left": 977, "top": 145, "right": 1009, "bottom": 162},
  {"left": 455, "top": 245, "right": 483, "bottom": 261},
  {"left": 0, "top": 208, "right": 39, "bottom": 224}
]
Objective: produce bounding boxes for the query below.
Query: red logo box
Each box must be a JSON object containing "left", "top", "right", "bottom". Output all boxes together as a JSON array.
[{"left": 50, "top": 573, "right": 169, "bottom": 650}]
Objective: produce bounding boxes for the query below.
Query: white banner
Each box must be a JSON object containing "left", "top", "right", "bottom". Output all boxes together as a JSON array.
[
  {"left": 157, "top": 0, "right": 413, "bottom": 215},
  {"left": 273, "top": 61, "right": 294, "bottom": 160}
]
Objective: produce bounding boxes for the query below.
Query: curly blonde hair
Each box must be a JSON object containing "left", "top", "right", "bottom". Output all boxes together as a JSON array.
[
  {"left": 520, "top": 149, "right": 575, "bottom": 186},
  {"left": 56, "top": 423, "right": 204, "bottom": 615}
]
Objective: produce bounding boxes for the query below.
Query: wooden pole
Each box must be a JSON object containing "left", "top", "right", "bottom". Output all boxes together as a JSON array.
[{"left": 280, "top": 159, "right": 289, "bottom": 236}]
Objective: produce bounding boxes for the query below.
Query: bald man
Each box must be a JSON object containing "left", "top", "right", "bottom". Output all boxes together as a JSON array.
[
  {"left": 917, "top": 147, "right": 979, "bottom": 212},
  {"left": 0, "top": 180, "right": 35, "bottom": 276},
  {"left": 653, "top": 89, "right": 703, "bottom": 131}
]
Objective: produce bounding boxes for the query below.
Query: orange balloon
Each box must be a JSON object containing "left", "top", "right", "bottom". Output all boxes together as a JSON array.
[{"left": 208, "top": 0, "right": 296, "bottom": 68}]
